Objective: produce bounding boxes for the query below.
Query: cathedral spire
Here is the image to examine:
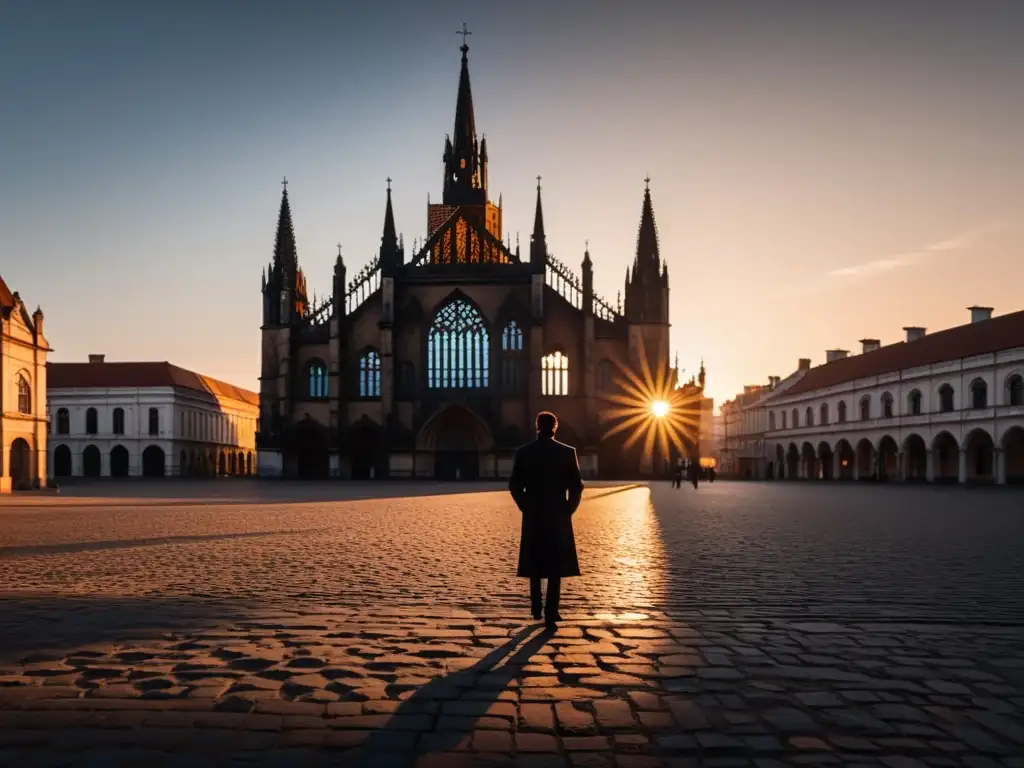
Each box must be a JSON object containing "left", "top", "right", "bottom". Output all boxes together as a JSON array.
[
  {"left": 530, "top": 176, "right": 546, "bottom": 268},
  {"left": 273, "top": 177, "right": 298, "bottom": 272},
  {"left": 532, "top": 176, "right": 546, "bottom": 244},
  {"left": 380, "top": 178, "right": 401, "bottom": 273},
  {"left": 634, "top": 176, "right": 660, "bottom": 274},
  {"left": 453, "top": 23, "right": 476, "bottom": 159},
  {"left": 442, "top": 26, "right": 486, "bottom": 206}
]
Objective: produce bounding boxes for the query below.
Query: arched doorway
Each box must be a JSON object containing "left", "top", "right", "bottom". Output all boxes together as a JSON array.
[
  {"left": 82, "top": 445, "right": 102, "bottom": 477},
  {"left": 1003, "top": 427, "right": 1024, "bottom": 484},
  {"left": 878, "top": 436, "right": 899, "bottom": 481},
  {"left": 110, "top": 445, "right": 130, "bottom": 477},
  {"left": 142, "top": 446, "right": 166, "bottom": 477},
  {"left": 801, "top": 442, "right": 817, "bottom": 479},
  {"left": 53, "top": 444, "right": 72, "bottom": 477},
  {"left": 855, "top": 439, "right": 875, "bottom": 480},
  {"left": 932, "top": 432, "right": 959, "bottom": 483},
  {"left": 247, "top": 452, "right": 254, "bottom": 475},
  {"left": 416, "top": 404, "right": 494, "bottom": 480},
  {"left": 9, "top": 438, "right": 31, "bottom": 490},
  {"left": 835, "top": 439, "right": 855, "bottom": 480},
  {"left": 349, "top": 419, "right": 387, "bottom": 479},
  {"left": 293, "top": 420, "right": 329, "bottom": 479},
  {"left": 902, "top": 434, "right": 927, "bottom": 482},
  {"left": 218, "top": 452, "right": 227, "bottom": 476},
  {"left": 817, "top": 442, "right": 834, "bottom": 480},
  {"left": 965, "top": 429, "right": 995, "bottom": 483},
  {"left": 786, "top": 444, "right": 799, "bottom": 479}
]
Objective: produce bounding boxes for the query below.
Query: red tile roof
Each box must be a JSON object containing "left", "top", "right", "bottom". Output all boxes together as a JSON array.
[
  {"left": 0, "top": 274, "right": 15, "bottom": 309},
  {"left": 782, "top": 310, "right": 1024, "bottom": 397},
  {"left": 48, "top": 361, "right": 259, "bottom": 406}
]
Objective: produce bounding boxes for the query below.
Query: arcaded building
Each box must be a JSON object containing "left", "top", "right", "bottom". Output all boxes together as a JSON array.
[{"left": 258, "top": 40, "right": 701, "bottom": 480}]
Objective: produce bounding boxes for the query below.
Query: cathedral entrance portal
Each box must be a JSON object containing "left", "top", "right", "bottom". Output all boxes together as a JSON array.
[
  {"left": 416, "top": 404, "right": 493, "bottom": 480},
  {"left": 292, "top": 420, "right": 329, "bottom": 480}
]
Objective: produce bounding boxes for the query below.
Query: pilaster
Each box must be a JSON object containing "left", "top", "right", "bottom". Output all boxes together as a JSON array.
[{"left": 958, "top": 449, "right": 968, "bottom": 484}]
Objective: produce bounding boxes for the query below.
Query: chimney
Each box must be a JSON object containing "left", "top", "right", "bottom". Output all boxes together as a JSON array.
[
  {"left": 798, "top": 358, "right": 811, "bottom": 371},
  {"left": 88, "top": 354, "right": 105, "bottom": 364},
  {"left": 860, "top": 338, "right": 881, "bottom": 354},
  {"left": 903, "top": 327, "right": 926, "bottom": 343},
  {"left": 826, "top": 349, "right": 849, "bottom": 363},
  {"left": 968, "top": 306, "right": 993, "bottom": 324}
]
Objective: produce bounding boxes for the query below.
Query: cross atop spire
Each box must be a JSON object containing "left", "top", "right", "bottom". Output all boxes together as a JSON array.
[
  {"left": 386, "top": 176, "right": 392, "bottom": 191},
  {"left": 336, "top": 243, "right": 342, "bottom": 257},
  {"left": 282, "top": 176, "right": 289, "bottom": 191},
  {"left": 644, "top": 175, "right": 650, "bottom": 190},
  {"left": 457, "top": 22, "right": 471, "bottom": 51}
]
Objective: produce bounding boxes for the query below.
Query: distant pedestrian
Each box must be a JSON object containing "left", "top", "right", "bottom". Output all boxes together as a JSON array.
[
  {"left": 672, "top": 459, "right": 684, "bottom": 489},
  {"left": 508, "top": 411, "right": 584, "bottom": 628},
  {"left": 688, "top": 461, "right": 699, "bottom": 490}
]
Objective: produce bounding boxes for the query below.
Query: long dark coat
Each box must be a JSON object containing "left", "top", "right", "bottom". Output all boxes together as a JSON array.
[{"left": 509, "top": 436, "right": 584, "bottom": 578}]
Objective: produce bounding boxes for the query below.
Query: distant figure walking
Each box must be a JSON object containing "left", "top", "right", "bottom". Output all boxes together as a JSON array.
[
  {"left": 508, "top": 411, "right": 584, "bottom": 628},
  {"left": 688, "top": 461, "right": 699, "bottom": 490},
  {"left": 672, "top": 459, "right": 684, "bottom": 489}
]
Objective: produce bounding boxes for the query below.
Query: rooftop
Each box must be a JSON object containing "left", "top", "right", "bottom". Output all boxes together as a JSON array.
[
  {"left": 48, "top": 360, "right": 258, "bottom": 406},
  {"left": 782, "top": 309, "right": 1024, "bottom": 398},
  {"left": 0, "top": 275, "right": 15, "bottom": 309}
]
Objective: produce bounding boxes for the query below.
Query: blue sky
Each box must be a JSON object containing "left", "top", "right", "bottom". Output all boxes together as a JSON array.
[{"left": 2, "top": 0, "right": 1022, "bottom": 406}]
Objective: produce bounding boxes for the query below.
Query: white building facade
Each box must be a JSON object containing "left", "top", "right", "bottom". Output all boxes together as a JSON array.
[
  {"left": 762, "top": 308, "right": 1024, "bottom": 485},
  {"left": 1, "top": 276, "right": 49, "bottom": 492},
  {"left": 48, "top": 357, "right": 258, "bottom": 479}
]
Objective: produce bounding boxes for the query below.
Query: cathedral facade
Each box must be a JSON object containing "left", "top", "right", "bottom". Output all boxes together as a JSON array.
[{"left": 257, "top": 41, "right": 701, "bottom": 480}]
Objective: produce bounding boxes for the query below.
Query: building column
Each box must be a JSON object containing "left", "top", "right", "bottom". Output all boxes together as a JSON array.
[
  {"left": 958, "top": 449, "right": 968, "bottom": 484},
  {"left": 926, "top": 450, "right": 935, "bottom": 483},
  {"left": 996, "top": 448, "right": 1006, "bottom": 485},
  {"left": 831, "top": 451, "right": 840, "bottom": 480},
  {"left": 101, "top": 451, "right": 110, "bottom": 477}
]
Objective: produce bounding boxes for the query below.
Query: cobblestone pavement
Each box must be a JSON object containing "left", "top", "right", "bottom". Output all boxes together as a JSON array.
[{"left": 1, "top": 481, "right": 1023, "bottom": 766}]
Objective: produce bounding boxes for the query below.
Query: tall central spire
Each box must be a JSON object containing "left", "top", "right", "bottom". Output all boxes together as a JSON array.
[
  {"left": 453, "top": 34, "right": 476, "bottom": 161},
  {"left": 442, "top": 25, "right": 487, "bottom": 206}
]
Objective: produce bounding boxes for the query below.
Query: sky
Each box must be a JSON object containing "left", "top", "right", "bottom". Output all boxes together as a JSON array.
[{"left": 2, "top": 0, "right": 1023, "bottom": 409}]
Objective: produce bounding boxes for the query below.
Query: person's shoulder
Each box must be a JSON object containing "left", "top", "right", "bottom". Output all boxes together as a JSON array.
[{"left": 553, "top": 439, "right": 577, "bottom": 455}]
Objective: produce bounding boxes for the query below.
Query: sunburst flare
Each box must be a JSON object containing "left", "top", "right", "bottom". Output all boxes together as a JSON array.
[{"left": 598, "top": 339, "right": 702, "bottom": 463}]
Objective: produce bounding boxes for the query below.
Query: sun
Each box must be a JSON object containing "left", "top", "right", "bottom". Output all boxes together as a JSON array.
[{"left": 598, "top": 337, "right": 701, "bottom": 462}]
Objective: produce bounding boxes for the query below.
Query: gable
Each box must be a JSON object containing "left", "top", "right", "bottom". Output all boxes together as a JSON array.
[{"left": 408, "top": 209, "right": 519, "bottom": 268}]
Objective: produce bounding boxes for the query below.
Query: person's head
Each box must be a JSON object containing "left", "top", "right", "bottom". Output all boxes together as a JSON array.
[{"left": 535, "top": 411, "right": 558, "bottom": 437}]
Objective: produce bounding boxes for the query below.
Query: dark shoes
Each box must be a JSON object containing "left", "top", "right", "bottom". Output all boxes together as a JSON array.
[{"left": 531, "top": 605, "right": 543, "bottom": 621}]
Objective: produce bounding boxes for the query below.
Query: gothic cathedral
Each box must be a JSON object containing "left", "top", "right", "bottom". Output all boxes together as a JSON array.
[{"left": 258, "top": 39, "right": 701, "bottom": 480}]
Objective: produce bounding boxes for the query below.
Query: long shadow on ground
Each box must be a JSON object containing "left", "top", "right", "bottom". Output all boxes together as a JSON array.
[{"left": 351, "top": 625, "right": 555, "bottom": 766}]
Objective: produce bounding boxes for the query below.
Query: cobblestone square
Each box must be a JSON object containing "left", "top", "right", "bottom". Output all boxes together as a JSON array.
[{"left": 1, "top": 481, "right": 1023, "bottom": 766}]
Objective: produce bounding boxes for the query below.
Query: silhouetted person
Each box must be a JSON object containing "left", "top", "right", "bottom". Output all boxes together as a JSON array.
[
  {"left": 508, "top": 411, "right": 584, "bottom": 628},
  {"left": 672, "top": 459, "right": 684, "bottom": 489},
  {"left": 688, "top": 461, "right": 699, "bottom": 490}
]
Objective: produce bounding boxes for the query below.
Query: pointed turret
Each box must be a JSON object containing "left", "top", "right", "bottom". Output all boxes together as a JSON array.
[
  {"left": 263, "top": 178, "right": 308, "bottom": 325},
  {"left": 624, "top": 178, "right": 668, "bottom": 324},
  {"left": 581, "top": 240, "right": 593, "bottom": 314},
  {"left": 698, "top": 359, "right": 706, "bottom": 390},
  {"left": 635, "top": 178, "right": 660, "bottom": 276},
  {"left": 530, "top": 177, "right": 546, "bottom": 269},
  {"left": 380, "top": 178, "right": 400, "bottom": 274},
  {"left": 273, "top": 182, "right": 298, "bottom": 274}
]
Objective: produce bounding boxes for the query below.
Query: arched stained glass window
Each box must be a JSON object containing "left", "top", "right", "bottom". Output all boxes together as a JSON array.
[
  {"left": 307, "top": 359, "right": 328, "bottom": 399},
  {"left": 502, "top": 320, "right": 523, "bottom": 352},
  {"left": 428, "top": 300, "right": 489, "bottom": 389},
  {"left": 360, "top": 351, "right": 381, "bottom": 398},
  {"left": 541, "top": 351, "right": 569, "bottom": 396},
  {"left": 501, "top": 320, "right": 523, "bottom": 394}
]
